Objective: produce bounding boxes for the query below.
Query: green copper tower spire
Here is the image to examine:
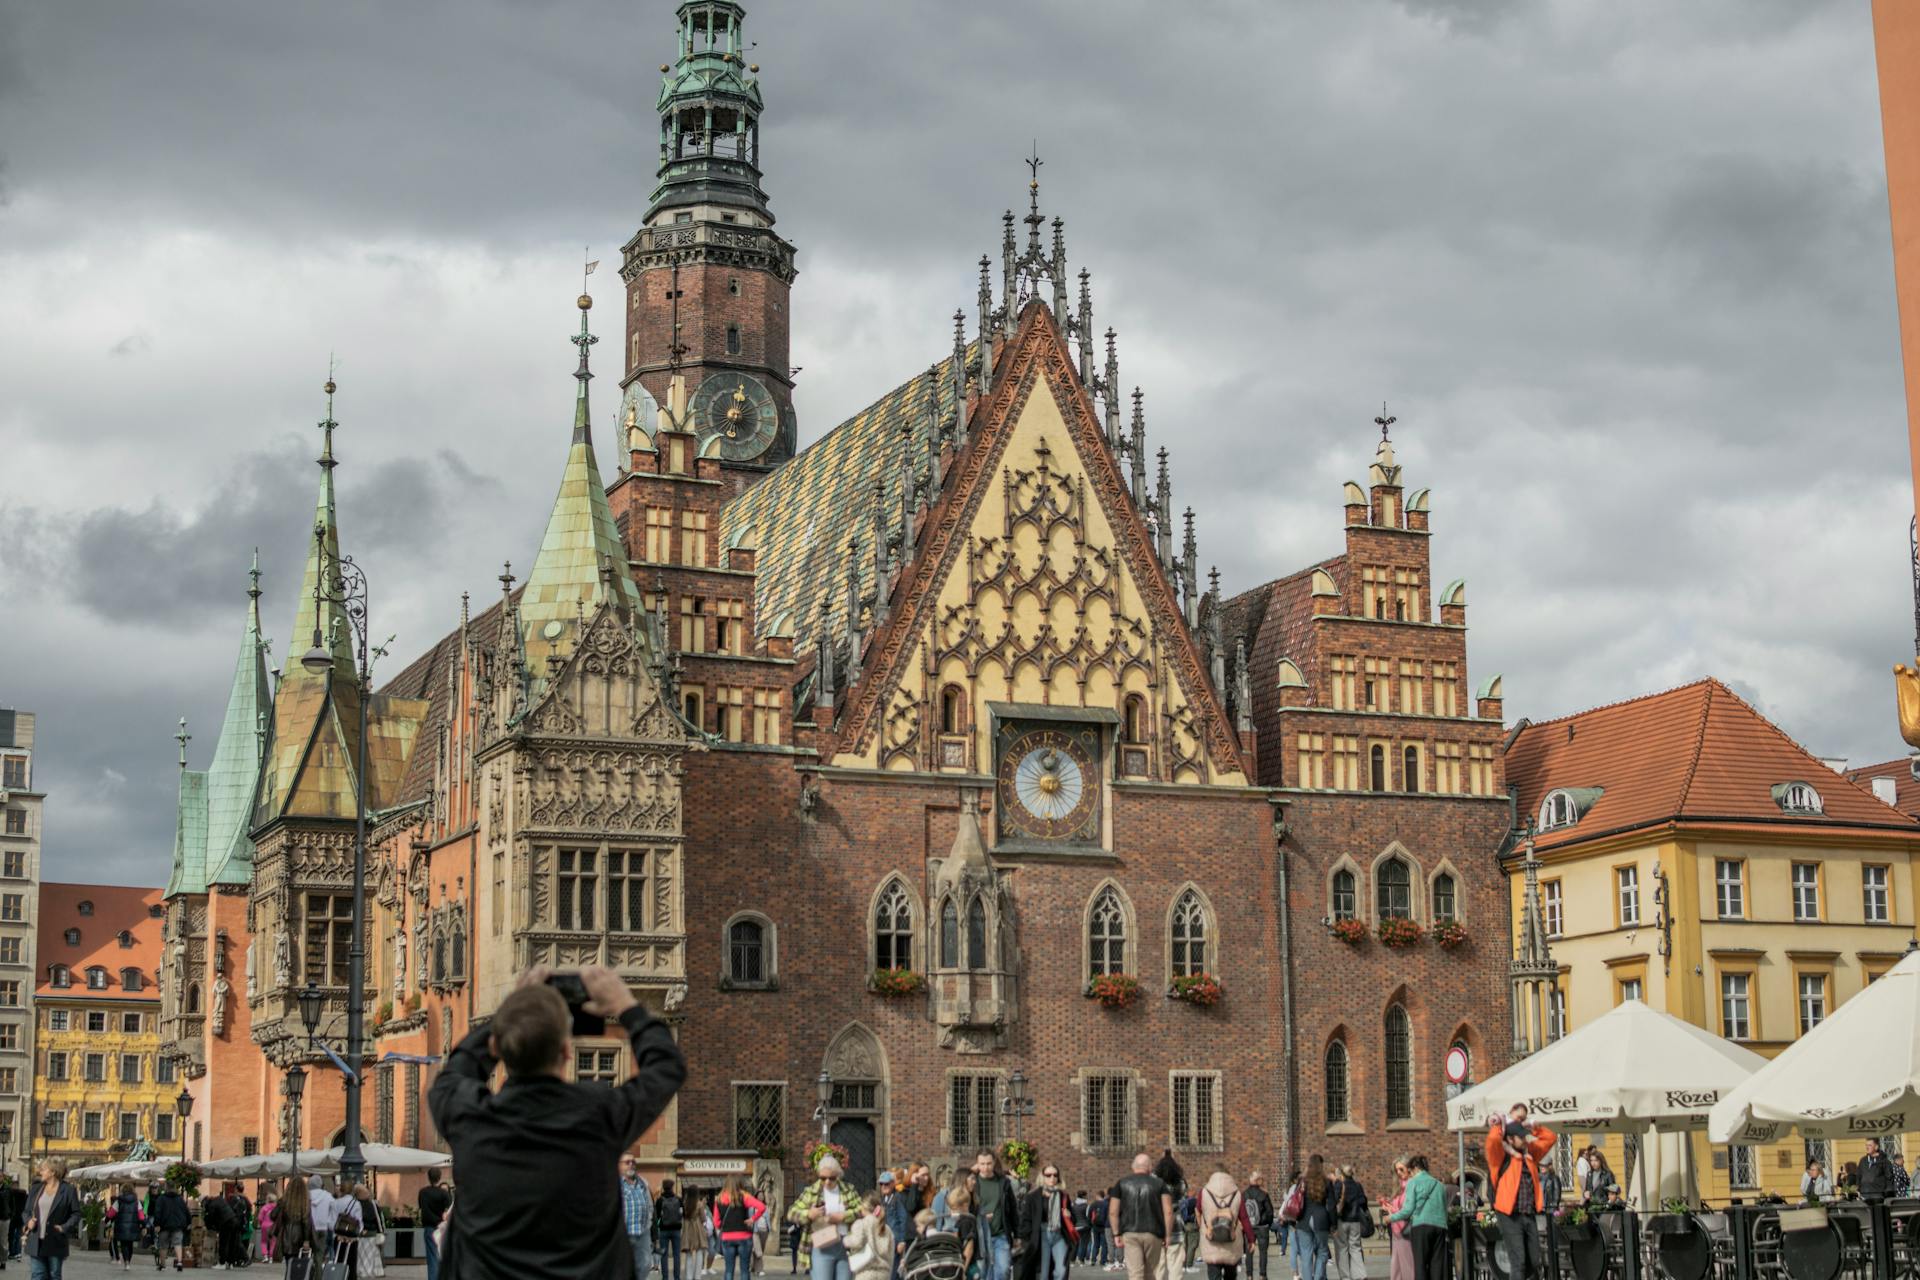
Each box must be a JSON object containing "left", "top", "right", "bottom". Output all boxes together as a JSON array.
[
  {"left": 519, "top": 295, "right": 644, "bottom": 686},
  {"left": 284, "top": 376, "right": 354, "bottom": 678},
  {"left": 650, "top": 1, "right": 771, "bottom": 224}
]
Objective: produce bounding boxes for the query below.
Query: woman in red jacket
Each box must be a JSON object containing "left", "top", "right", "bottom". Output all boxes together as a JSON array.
[
  {"left": 1483, "top": 1105, "right": 1556, "bottom": 1280},
  {"left": 714, "top": 1176, "right": 770, "bottom": 1280}
]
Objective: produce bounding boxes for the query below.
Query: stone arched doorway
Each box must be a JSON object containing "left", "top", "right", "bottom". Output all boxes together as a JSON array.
[{"left": 820, "top": 1023, "right": 889, "bottom": 1191}]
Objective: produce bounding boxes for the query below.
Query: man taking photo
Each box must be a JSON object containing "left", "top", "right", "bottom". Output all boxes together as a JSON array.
[
  {"left": 429, "top": 964, "right": 688, "bottom": 1279},
  {"left": 1484, "top": 1104, "right": 1556, "bottom": 1280}
]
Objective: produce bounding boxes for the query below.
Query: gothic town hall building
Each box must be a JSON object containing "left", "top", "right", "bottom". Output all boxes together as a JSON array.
[{"left": 160, "top": 1, "right": 1515, "bottom": 1199}]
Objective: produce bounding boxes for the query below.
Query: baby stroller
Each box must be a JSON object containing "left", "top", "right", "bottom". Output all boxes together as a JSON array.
[{"left": 901, "top": 1225, "right": 969, "bottom": 1280}]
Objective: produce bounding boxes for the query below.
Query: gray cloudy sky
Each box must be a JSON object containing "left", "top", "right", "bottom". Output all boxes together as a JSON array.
[{"left": 0, "top": 0, "right": 1911, "bottom": 886}]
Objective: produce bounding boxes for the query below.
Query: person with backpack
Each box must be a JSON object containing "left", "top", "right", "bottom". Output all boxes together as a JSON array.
[
  {"left": 1239, "top": 1175, "right": 1272, "bottom": 1280},
  {"left": 1195, "top": 1169, "right": 1254, "bottom": 1280},
  {"left": 713, "top": 1176, "right": 770, "bottom": 1280},
  {"left": 1069, "top": 1191, "right": 1091, "bottom": 1264},
  {"left": 106, "top": 1181, "right": 144, "bottom": 1269},
  {"left": 1086, "top": 1189, "right": 1111, "bottom": 1270},
  {"left": 1327, "top": 1167, "right": 1369, "bottom": 1280},
  {"left": 150, "top": 1179, "right": 192, "bottom": 1272},
  {"left": 659, "top": 1181, "right": 687, "bottom": 1280}
]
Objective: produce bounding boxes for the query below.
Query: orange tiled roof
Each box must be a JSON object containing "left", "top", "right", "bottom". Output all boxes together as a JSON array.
[
  {"left": 36, "top": 883, "right": 164, "bottom": 1001},
  {"left": 1846, "top": 756, "right": 1920, "bottom": 817},
  {"left": 1504, "top": 678, "right": 1920, "bottom": 852}
]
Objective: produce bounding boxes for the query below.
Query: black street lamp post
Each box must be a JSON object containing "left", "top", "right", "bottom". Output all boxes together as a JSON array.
[
  {"left": 300, "top": 462, "right": 377, "bottom": 1191},
  {"left": 814, "top": 1071, "right": 832, "bottom": 1141},
  {"left": 174, "top": 1088, "right": 193, "bottom": 1165},
  {"left": 1000, "top": 1069, "right": 1034, "bottom": 1145},
  {"left": 283, "top": 1064, "right": 307, "bottom": 1178},
  {"left": 40, "top": 1110, "right": 56, "bottom": 1170}
]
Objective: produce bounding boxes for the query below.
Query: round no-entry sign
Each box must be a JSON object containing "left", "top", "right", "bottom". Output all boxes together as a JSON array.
[{"left": 1444, "top": 1046, "right": 1469, "bottom": 1084}]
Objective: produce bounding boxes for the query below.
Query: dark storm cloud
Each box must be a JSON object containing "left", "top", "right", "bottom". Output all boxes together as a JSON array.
[{"left": 1, "top": 0, "right": 1913, "bottom": 884}]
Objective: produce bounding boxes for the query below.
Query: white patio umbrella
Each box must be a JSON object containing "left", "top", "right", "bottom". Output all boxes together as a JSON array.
[
  {"left": 1709, "top": 946, "right": 1920, "bottom": 1144},
  {"left": 315, "top": 1143, "right": 449, "bottom": 1172},
  {"left": 1448, "top": 999, "right": 1768, "bottom": 1132}
]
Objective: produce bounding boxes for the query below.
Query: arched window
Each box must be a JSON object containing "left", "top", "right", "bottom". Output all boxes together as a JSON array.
[
  {"left": 1331, "top": 870, "right": 1357, "bottom": 921},
  {"left": 86, "top": 967, "right": 107, "bottom": 990},
  {"left": 939, "top": 686, "right": 965, "bottom": 735},
  {"left": 965, "top": 897, "right": 987, "bottom": 970},
  {"left": 117, "top": 930, "right": 133, "bottom": 949},
  {"left": 1377, "top": 859, "right": 1412, "bottom": 920},
  {"left": 1088, "top": 888, "right": 1127, "bottom": 979},
  {"left": 1123, "top": 695, "right": 1147, "bottom": 745},
  {"left": 939, "top": 899, "right": 959, "bottom": 969},
  {"left": 1385, "top": 1004, "right": 1413, "bottom": 1121},
  {"left": 1370, "top": 745, "right": 1387, "bottom": 792},
  {"left": 1325, "top": 1040, "right": 1350, "bottom": 1124},
  {"left": 728, "top": 918, "right": 767, "bottom": 985},
  {"left": 1403, "top": 746, "right": 1420, "bottom": 793},
  {"left": 873, "top": 881, "right": 914, "bottom": 971},
  {"left": 1432, "top": 873, "right": 1457, "bottom": 922},
  {"left": 1777, "top": 782, "right": 1824, "bottom": 814},
  {"left": 431, "top": 927, "right": 447, "bottom": 984},
  {"left": 1171, "top": 890, "right": 1208, "bottom": 977},
  {"left": 120, "top": 968, "right": 143, "bottom": 992},
  {"left": 49, "top": 965, "right": 70, "bottom": 989},
  {"left": 1539, "top": 790, "right": 1578, "bottom": 831},
  {"left": 725, "top": 325, "right": 742, "bottom": 355},
  {"left": 449, "top": 910, "right": 467, "bottom": 981}
]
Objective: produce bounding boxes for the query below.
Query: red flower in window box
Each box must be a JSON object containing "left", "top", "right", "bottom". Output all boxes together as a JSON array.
[
  {"left": 869, "top": 968, "right": 924, "bottom": 996},
  {"left": 1431, "top": 918, "right": 1469, "bottom": 950},
  {"left": 1378, "top": 917, "right": 1424, "bottom": 949},
  {"left": 1330, "top": 918, "right": 1368, "bottom": 945},
  {"left": 1170, "top": 972, "right": 1223, "bottom": 1006},
  {"left": 1086, "top": 972, "right": 1141, "bottom": 1009}
]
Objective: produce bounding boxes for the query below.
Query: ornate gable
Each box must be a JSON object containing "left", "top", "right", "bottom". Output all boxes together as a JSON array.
[
  {"left": 521, "top": 602, "right": 685, "bottom": 747},
  {"left": 832, "top": 302, "right": 1246, "bottom": 786}
]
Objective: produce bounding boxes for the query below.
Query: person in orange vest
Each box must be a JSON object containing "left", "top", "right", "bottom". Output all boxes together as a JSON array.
[{"left": 1482, "top": 1105, "right": 1557, "bottom": 1280}]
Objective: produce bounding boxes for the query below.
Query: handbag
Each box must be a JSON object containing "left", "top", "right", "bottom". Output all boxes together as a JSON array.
[
  {"left": 812, "top": 1225, "right": 843, "bottom": 1250},
  {"left": 1280, "top": 1187, "right": 1303, "bottom": 1223},
  {"left": 848, "top": 1225, "right": 877, "bottom": 1273}
]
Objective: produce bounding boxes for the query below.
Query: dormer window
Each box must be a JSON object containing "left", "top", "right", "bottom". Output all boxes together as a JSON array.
[
  {"left": 77, "top": 901, "right": 93, "bottom": 917},
  {"left": 117, "top": 930, "right": 133, "bottom": 949},
  {"left": 1775, "top": 781, "right": 1824, "bottom": 815},
  {"left": 1538, "top": 789, "right": 1579, "bottom": 831},
  {"left": 62, "top": 929, "right": 78, "bottom": 946},
  {"left": 85, "top": 966, "right": 107, "bottom": 990},
  {"left": 49, "top": 965, "right": 70, "bottom": 988}
]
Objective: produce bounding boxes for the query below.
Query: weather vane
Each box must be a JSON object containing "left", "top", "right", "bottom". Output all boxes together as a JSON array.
[
  {"left": 1026, "top": 141, "right": 1043, "bottom": 187},
  {"left": 1375, "top": 402, "right": 1396, "bottom": 440}
]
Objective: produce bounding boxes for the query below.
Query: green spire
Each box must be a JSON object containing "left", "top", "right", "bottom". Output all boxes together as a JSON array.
[
  {"left": 520, "top": 296, "right": 644, "bottom": 684},
  {"left": 284, "top": 375, "right": 354, "bottom": 678},
  {"left": 205, "top": 552, "right": 273, "bottom": 886},
  {"left": 651, "top": 1, "right": 770, "bottom": 223}
]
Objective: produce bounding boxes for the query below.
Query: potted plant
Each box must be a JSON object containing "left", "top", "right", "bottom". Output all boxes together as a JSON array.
[
  {"left": 376, "top": 999, "right": 394, "bottom": 1025},
  {"left": 869, "top": 968, "right": 924, "bottom": 996},
  {"left": 1431, "top": 918, "right": 1469, "bottom": 950},
  {"left": 1445, "top": 1205, "right": 1464, "bottom": 1240},
  {"left": 406, "top": 991, "right": 422, "bottom": 1013},
  {"left": 1555, "top": 1205, "right": 1606, "bottom": 1280},
  {"left": 1170, "top": 972, "right": 1223, "bottom": 1006},
  {"left": 164, "top": 1161, "right": 202, "bottom": 1198},
  {"left": 999, "top": 1139, "right": 1036, "bottom": 1181},
  {"left": 1646, "top": 1197, "right": 1693, "bottom": 1235},
  {"left": 1378, "top": 917, "right": 1423, "bottom": 949},
  {"left": 1554, "top": 1205, "right": 1595, "bottom": 1241},
  {"left": 1330, "top": 918, "right": 1368, "bottom": 946},
  {"left": 1647, "top": 1199, "right": 1710, "bottom": 1280},
  {"left": 804, "top": 1140, "right": 851, "bottom": 1173},
  {"left": 80, "top": 1198, "right": 105, "bottom": 1250},
  {"left": 1473, "top": 1208, "right": 1503, "bottom": 1245},
  {"left": 1086, "top": 973, "right": 1141, "bottom": 1009}
]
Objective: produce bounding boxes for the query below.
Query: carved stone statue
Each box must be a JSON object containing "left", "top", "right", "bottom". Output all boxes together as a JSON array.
[
  {"left": 664, "top": 982, "right": 687, "bottom": 1012},
  {"left": 393, "top": 928, "right": 408, "bottom": 996},
  {"left": 273, "top": 933, "right": 291, "bottom": 989},
  {"left": 244, "top": 941, "right": 256, "bottom": 1000},
  {"left": 212, "top": 977, "right": 230, "bottom": 1035}
]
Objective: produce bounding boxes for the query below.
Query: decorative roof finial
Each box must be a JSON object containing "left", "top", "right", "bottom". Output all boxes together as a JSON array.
[
  {"left": 319, "top": 362, "right": 339, "bottom": 471},
  {"left": 499, "top": 561, "right": 516, "bottom": 599},
  {"left": 248, "top": 548, "right": 262, "bottom": 603},
  {"left": 572, "top": 288, "right": 598, "bottom": 445},
  {"left": 175, "top": 717, "right": 191, "bottom": 769},
  {"left": 1375, "top": 401, "right": 1396, "bottom": 441},
  {"left": 1076, "top": 269, "right": 1094, "bottom": 385}
]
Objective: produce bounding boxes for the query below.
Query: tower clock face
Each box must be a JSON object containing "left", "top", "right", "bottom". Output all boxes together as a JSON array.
[
  {"left": 693, "top": 373, "right": 780, "bottom": 462},
  {"left": 994, "top": 721, "right": 1102, "bottom": 845}
]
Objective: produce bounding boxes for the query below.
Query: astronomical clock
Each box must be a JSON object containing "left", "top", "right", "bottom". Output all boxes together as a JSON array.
[
  {"left": 993, "top": 718, "right": 1103, "bottom": 848},
  {"left": 692, "top": 373, "right": 781, "bottom": 463}
]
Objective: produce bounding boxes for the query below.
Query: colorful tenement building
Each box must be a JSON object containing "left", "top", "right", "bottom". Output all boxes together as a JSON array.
[
  {"left": 1503, "top": 679, "right": 1920, "bottom": 1200},
  {"left": 157, "top": 0, "right": 1522, "bottom": 1199},
  {"left": 34, "top": 884, "right": 172, "bottom": 1171}
]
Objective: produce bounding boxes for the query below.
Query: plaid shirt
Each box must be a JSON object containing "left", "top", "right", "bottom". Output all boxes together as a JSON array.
[{"left": 623, "top": 1175, "right": 654, "bottom": 1240}]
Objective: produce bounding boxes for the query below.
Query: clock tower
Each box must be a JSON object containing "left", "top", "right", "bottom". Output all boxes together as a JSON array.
[{"left": 621, "top": 0, "right": 798, "bottom": 469}]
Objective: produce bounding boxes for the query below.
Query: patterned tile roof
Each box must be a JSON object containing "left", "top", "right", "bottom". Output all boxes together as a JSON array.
[
  {"left": 719, "top": 348, "right": 967, "bottom": 658},
  {"left": 1506, "top": 678, "right": 1920, "bottom": 852}
]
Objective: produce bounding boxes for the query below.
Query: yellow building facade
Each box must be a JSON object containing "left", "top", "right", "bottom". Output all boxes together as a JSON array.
[
  {"left": 1506, "top": 682, "right": 1919, "bottom": 1202},
  {"left": 33, "top": 884, "right": 175, "bottom": 1170}
]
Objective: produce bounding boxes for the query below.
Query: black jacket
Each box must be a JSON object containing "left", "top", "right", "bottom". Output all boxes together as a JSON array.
[
  {"left": 1334, "top": 1179, "right": 1369, "bottom": 1224},
  {"left": 1244, "top": 1187, "right": 1274, "bottom": 1231},
  {"left": 23, "top": 1182, "right": 82, "bottom": 1260},
  {"left": 1858, "top": 1154, "right": 1895, "bottom": 1200},
  {"left": 151, "top": 1190, "right": 192, "bottom": 1231},
  {"left": 428, "top": 1002, "right": 686, "bottom": 1280}
]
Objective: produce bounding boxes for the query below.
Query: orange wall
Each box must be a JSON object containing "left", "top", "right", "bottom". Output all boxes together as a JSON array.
[{"left": 1875, "top": 0, "right": 1920, "bottom": 525}]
